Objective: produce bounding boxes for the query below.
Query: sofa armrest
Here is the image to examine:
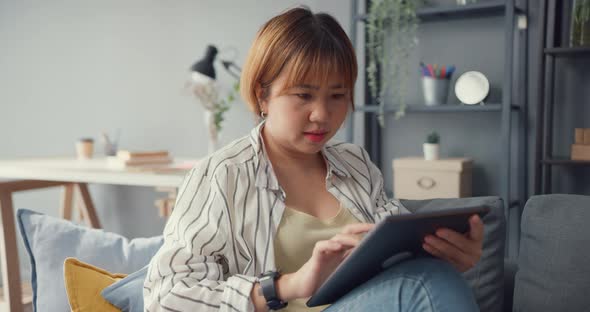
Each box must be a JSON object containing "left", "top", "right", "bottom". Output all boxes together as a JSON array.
[{"left": 503, "top": 259, "right": 517, "bottom": 312}]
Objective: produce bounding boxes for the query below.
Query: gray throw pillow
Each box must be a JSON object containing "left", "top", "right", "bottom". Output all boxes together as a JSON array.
[
  {"left": 401, "top": 196, "right": 505, "bottom": 312},
  {"left": 513, "top": 194, "right": 590, "bottom": 312}
]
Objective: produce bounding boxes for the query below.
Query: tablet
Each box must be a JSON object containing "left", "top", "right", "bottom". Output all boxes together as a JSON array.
[{"left": 306, "top": 205, "right": 489, "bottom": 307}]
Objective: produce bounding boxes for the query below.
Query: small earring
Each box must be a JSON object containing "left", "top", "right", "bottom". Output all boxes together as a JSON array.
[{"left": 260, "top": 111, "right": 267, "bottom": 119}]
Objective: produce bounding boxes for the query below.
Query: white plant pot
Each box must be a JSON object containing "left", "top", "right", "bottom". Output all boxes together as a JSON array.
[{"left": 423, "top": 143, "right": 440, "bottom": 161}]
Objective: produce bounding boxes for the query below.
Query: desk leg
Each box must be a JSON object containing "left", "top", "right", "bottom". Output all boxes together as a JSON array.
[
  {"left": 74, "top": 183, "right": 101, "bottom": 229},
  {"left": 60, "top": 184, "right": 74, "bottom": 221},
  {"left": 0, "top": 191, "right": 23, "bottom": 312}
]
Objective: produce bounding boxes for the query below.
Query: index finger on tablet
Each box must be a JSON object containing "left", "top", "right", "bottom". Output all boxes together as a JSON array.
[{"left": 342, "top": 223, "right": 375, "bottom": 235}]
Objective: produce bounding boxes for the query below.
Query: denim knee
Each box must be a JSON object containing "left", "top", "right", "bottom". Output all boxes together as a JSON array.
[
  {"left": 324, "top": 257, "right": 478, "bottom": 312},
  {"left": 380, "top": 257, "right": 479, "bottom": 312}
]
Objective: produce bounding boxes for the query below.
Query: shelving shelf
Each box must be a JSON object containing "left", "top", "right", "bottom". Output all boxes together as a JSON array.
[
  {"left": 348, "top": 0, "right": 528, "bottom": 259},
  {"left": 534, "top": 0, "right": 590, "bottom": 194},
  {"left": 541, "top": 158, "right": 590, "bottom": 166},
  {"left": 544, "top": 47, "right": 590, "bottom": 56},
  {"left": 355, "top": 0, "right": 526, "bottom": 23},
  {"left": 354, "top": 103, "right": 521, "bottom": 113}
]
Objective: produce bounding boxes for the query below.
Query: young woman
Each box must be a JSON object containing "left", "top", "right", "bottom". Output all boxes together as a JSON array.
[{"left": 144, "top": 7, "right": 483, "bottom": 312}]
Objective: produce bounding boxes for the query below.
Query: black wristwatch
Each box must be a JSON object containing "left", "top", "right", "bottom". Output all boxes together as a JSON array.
[{"left": 258, "top": 270, "right": 288, "bottom": 310}]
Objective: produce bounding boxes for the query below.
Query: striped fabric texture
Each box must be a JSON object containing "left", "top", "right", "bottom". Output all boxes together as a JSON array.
[{"left": 144, "top": 122, "right": 409, "bottom": 312}]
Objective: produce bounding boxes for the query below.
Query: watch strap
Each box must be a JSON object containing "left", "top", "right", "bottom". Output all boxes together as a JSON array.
[{"left": 259, "top": 271, "right": 288, "bottom": 310}]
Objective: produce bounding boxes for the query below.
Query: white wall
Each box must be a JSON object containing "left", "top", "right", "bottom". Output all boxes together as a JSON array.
[{"left": 0, "top": 0, "right": 353, "bottom": 282}]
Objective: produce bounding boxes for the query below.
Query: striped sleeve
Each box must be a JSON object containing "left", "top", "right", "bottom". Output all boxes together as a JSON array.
[
  {"left": 358, "top": 146, "right": 410, "bottom": 222},
  {"left": 143, "top": 161, "right": 257, "bottom": 312}
]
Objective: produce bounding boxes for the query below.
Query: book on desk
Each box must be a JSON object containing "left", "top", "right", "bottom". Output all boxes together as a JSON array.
[{"left": 107, "top": 150, "right": 176, "bottom": 171}]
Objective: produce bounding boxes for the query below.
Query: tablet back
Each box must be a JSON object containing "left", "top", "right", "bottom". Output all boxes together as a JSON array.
[{"left": 306, "top": 205, "right": 489, "bottom": 307}]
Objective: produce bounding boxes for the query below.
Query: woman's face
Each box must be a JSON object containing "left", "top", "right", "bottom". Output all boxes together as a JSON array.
[{"left": 259, "top": 70, "right": 351, "bottom": 155}]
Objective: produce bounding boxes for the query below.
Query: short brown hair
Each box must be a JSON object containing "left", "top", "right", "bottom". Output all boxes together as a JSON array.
[{"left": 240, "top": 7, "right": 358, "bottom": 115}]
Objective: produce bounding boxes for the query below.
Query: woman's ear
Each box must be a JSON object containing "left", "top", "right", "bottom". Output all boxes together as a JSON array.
[{"left": 255, "top": 83, "right": 267, "bottom": 113}]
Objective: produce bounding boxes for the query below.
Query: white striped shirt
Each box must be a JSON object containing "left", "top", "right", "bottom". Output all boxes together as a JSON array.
[{"left": 143, "top": 122, "right": 409, "bottom": 312}]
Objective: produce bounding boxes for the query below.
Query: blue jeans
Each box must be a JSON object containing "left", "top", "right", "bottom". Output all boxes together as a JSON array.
[{"left": 323, "top": 258, "right": 478, "bottom": 312}]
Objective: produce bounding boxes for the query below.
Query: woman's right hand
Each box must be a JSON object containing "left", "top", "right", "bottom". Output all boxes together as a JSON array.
[{"left": 278, "top": 223, "right": 375, "bottom": 301}]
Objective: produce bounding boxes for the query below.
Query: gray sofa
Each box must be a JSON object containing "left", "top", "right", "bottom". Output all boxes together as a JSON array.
[
  {"left": 504, "top": 194, "right": 590, "bottom": 312},
  {"left": 402, "top": 194, "right": 590, "bottom": 312}
]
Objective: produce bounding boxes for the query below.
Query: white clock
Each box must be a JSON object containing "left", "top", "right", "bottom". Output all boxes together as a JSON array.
[{"left": 454, "top": 71, "right": 490, "bottom": 105}]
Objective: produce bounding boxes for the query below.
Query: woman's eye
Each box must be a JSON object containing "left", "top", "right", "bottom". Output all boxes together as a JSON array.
[
  {"left": 332, "top": 93, "right": 346, "bottom": 99},
  {"left": 295, "top": 93, "right": 312, "bottom": 101}
]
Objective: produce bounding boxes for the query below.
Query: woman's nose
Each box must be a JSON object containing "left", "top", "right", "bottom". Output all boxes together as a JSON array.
[{"left": 309, "top": 99, "right": 330, "bottom": 122}]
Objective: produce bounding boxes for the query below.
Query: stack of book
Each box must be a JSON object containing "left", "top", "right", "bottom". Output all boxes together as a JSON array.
[
  {"left": 108, "top": 150, "right": 173, "bottom": 169},
  {"left": 571, "top": 128, "right": 590, "bottom": 161}
]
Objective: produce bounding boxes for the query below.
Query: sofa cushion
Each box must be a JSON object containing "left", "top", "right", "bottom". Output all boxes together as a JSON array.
[
  {"left": 17, "top": 209, "right": 163, "bottom": 312},
  {"left": 101, "top": 265, "right": 148, "bottom": 312},
  {"left": 63, "top": 257, "right": 126, "bottom": 312},
  {"left": 513, "top": 194, "right": 590, "bottom": 311},
  {"left": 401, "top": 196, "right": 505, "bottom": 312}
]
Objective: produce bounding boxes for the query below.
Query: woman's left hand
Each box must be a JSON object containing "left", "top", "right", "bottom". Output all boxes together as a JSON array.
[{"left": 422, "top": 214, "right": 484, "bottom": 272}]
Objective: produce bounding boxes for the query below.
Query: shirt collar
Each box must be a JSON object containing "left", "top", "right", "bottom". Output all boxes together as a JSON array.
[
  {"left": 322, "top": 145, "right": 351, "bottom": 179},
  {"left": 248, "top": 122, "right": 351, "bottom": 192}
]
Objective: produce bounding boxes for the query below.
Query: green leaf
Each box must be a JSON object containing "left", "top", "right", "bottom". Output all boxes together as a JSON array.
[{"left": 366, "top": 0, "right": 422, "bottom": 127}]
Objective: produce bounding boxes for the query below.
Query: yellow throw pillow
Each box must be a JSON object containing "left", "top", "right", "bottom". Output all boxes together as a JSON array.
[{"left": 63, "top": 257, "right": 128, "bottom": 312}]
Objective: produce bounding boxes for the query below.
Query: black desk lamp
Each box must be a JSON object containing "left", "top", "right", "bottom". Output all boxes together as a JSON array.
[
  {"left": 190, "top": 45, "right": 218, "bottom": 80},
  {"left": 190, "top": 45, "right": 241, "bottom": 80}
]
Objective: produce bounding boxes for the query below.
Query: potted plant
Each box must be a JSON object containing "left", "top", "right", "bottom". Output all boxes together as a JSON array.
[
  {"left": 571, "top": 0, "right": 590, "bottom": 46},
  {"left": 366, "top": 0, "right": 424, "bottom": 126},
  {"left": 187, "top": 76, "right": 239, "bottom": 154},
  {"left": 423, "top": 131, "right": 440, "bottom": 160}
]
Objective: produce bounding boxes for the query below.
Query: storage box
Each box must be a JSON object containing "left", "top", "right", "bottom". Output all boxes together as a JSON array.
[
  {"left": 575, "top": 128, "right": 584, "bottom": 144},
  {"left": 393, "top": 157, "right": 473, "bottom": 200},
  {"left": 571, "top": 144, "right": 590, "bottom": 161},
  {"left": 574, "top": 128, "right": 590, "bottom": 145}
]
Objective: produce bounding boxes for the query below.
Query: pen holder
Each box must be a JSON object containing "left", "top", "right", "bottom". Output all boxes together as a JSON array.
[
  {"left": 421, "top": 77, "right": 450, "bottom": 106},
  {"left": 104, "top": 142, "right": 118, "bottom": 156}
]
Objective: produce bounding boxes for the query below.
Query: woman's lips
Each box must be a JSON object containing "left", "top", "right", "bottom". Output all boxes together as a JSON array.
[{"left": 304, "top": 132, "right": 327, "bottom": 143}]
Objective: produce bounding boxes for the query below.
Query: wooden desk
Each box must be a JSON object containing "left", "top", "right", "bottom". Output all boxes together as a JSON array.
[{"left": 0, "top": 157, "right": 196, "bottom": 312}]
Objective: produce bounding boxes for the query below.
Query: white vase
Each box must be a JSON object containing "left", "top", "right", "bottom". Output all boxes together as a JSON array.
[
  {"left": 204, "top": 110, "right": 218, "bottom": 155},
  {"left": 423, "top": 143, "right": 440, "bottom": 160}
]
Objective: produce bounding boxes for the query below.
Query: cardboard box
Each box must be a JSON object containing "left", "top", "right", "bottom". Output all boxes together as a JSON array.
[
  {"left": 392, "top": 157, "right": 472, "bottom": 200},
  {"left": 571, "top": 144, "right": 590, "bottom": 161},
  {"left": 575, "top": 128, "right": 585, "bottom": 144}
]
